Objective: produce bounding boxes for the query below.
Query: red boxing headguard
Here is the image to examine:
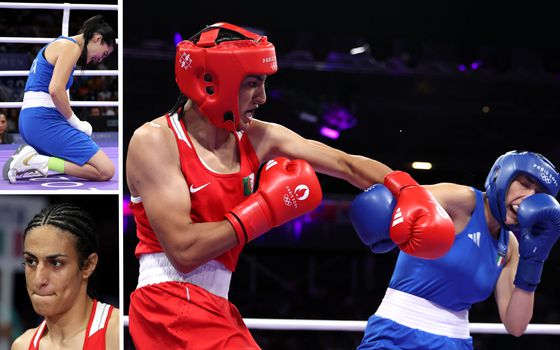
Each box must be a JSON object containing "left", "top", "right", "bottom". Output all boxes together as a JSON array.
[{"left": 175, "top": 22, "right": 278, "bottom": 131}]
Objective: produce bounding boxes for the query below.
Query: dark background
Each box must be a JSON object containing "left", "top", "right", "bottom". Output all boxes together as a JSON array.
[{"left": 122, "top": 1, "right": 560, "bottom": 349}]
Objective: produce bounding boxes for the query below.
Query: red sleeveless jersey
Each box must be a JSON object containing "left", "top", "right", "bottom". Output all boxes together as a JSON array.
[
  {"left": 130, "top": 113, "right": 261, "bottom": 271},
  {"left": 28, "top": 300, "right": 114, "bottom": 350}
]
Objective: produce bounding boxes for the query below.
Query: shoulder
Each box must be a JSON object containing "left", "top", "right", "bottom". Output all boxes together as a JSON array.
[
  {"left": 107, "top": 305, "right": 119, "bottom": 329},
  {"left": 47, "top": 38, "right": 81, "bottom": 59},
  {"left": 126, "top": 116, "right": 181, "bottom": 194},
  {"left": 11, "top": 328, "right": 37, "bottom": 350},
  {"left": 105, "top": 307, "right": 119, "bottom": 350},
  {"left": 246, "top": 118, "right": 280, "bottom": 141},
  {"left": 131, "top": 116, "right": 171, "bottom": 139},
  {"left": 247, "top": 118, "right": 302, "bottom": 158},
  {"left": 424, "top": 183, "right": 474, "bottom": 206},
  {"left": 424, "top": 183, "right": 476, "bottom": 220},
  {"left": 128, "top": 116, "right": 175, "bottom": 156}
]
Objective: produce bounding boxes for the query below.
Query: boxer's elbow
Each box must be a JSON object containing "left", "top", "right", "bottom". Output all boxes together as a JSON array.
[
  {"left": 504, "top": 322, "right": 528, "bottom": 337},
  {"left": 166, "top": 246, "right": 203, "bottom": 274}
]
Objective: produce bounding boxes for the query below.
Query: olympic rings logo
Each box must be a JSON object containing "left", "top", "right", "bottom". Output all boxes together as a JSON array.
[
  {"left": 282, "top": 184, "right": 311, "bottom": 208},
  {"left": 540, "top": 172, "right": 556, "bottom": 185}
]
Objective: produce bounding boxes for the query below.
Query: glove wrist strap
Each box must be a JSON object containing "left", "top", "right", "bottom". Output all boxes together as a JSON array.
[
  {"left": 225, "top": 212, "right": 247, "bottom": 247},
  {"left": 384, "top": 171, "right": 419, "bottom": 196},
  {"left": 226, "top": 193, "right": 273, "bottom": 245},
  {"left": 514, "top": 258, "right": 544, "bottom": 292},
  {"left": 67, "top": 113, "right": 80, "bottom": 128}
]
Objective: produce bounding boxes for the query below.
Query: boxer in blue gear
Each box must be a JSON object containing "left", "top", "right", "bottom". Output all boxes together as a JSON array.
[
  {"left": 2, "top": 15, "right": 116, "bottom": 184},
  {"left": 351, "top": 150, "right": 560, "bottom": 349}
]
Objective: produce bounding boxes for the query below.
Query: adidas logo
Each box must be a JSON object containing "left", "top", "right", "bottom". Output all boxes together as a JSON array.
[
  {"left": 392, "top": 207, "right": 403, "bottom": 227},
  {"left": 468, "top": 231, "right": 481, "bottom": 247}
]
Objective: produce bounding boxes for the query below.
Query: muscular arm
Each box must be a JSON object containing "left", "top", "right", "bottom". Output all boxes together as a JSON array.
[
  {"left": 248, "top": 119, "right": 392, "bottom": 189},
  {"left": 47, "top": 41, "right": 81, "bottom": 118},
  {"left": 126, "top": 120, "right": 239, "bottom": 273},
  {"left": 494, "top": 233, "right": 534, "bottom": 336}
]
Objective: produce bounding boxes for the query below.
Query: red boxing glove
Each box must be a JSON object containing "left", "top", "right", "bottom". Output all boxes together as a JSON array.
[
  {"left": 384, "top": 171, "right": 455, "bottom": 259},
  {"left": 225, "top": 157, "right": 322, "bottom": 245}
]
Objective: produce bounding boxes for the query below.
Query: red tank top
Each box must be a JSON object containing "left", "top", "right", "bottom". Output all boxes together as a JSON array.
[
  {"left": 130, "top": 113, "right": 261, "bottom": 271},
  {"left": 28, "top": 300, "right": 114, "bottom": 350}
]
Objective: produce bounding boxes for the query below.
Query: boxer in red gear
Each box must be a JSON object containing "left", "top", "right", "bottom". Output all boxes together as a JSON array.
[
  {"left": 126, "top": 22, "right": 444, "bottom": 349},
  {"left": 26, "top": 300, "right": 115, "bottom": 350},
  {"left": 11, "top": 203, "right": 119, "bottom": 350}
]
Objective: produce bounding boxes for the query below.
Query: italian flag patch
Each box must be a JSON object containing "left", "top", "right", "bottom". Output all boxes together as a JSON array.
[{"left": 496, "top": 255, "right": 505, "bottom": 267}]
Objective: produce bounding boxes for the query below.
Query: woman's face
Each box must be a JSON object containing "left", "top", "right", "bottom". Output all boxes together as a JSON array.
[
  {"left": 237, "top": 75, "right": 267, "bottom": 131},
  {"left": 0, "top": 114, "right": 7, "bottom": 133},
  {"left": 504, "top": 175, "right": 543, "bottom": 226},
  {"left": 86, "top": 34, "right": 113, "bottom": 65},
  {"left": 23, "top": 225, "right": 96, "bottom": 317}
]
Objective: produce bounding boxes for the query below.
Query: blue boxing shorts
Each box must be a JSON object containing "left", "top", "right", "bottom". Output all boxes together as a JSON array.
[
  {"left": 358, "top": 315, "right": 473, "bottom": 350},
  {"left": 19, "top": 107, "right": 100, "bottom": 166}
]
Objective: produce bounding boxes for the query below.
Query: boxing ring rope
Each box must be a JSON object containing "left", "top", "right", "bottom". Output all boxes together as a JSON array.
[
  {"left": 0, "top": 101, "right": 118, "bottom": 108},
  {"left": 0, "top": 2, "right": 119, "bottom": 43},
  {"left": 0, "top": 36, "right": 119, "bottom": 45},
  {"left": 121, "top": 316, "right": 560, "bottom": 335},
  {"left": 0, "top": 70, "right": 118, "bottom": 77},
  {"left": 0, "top": 2, "right": 117, "bottom": 10}
]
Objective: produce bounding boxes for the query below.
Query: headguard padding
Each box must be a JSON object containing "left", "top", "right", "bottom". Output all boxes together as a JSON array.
[
  {"left": 175, "top": 22, "right": 277, "bottom": 131},
  {"left": 484, "top": 150, "right": 559, "bottom": 232}
]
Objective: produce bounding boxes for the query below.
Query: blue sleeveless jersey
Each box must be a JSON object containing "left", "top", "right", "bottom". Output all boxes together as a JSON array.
[
  {"left": 24, "top": 36, "right": 76, "bottom": 93},
  {"left": 389, "top": 188, "right": 509, "bottom": 311}
]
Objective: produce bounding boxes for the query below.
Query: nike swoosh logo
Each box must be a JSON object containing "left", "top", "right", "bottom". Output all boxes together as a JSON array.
[
  {"left": 189, "top": 182, "right": 210, "bottom": 193},
  {"left": 22, "top": 154, "right": 35, "bottom": 166}
]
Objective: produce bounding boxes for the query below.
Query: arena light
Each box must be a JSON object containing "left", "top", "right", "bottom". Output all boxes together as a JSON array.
[
  {"left": 322, "top": 106, "right": 356, "bottom": 130},
  {"left": 292, "top": 219, "right": 303, "bottom": 240},
  {"left": 320, "top": 126, "right": 340, "bottom": 139},
  {"left": 471, "top": 60, "right": 483, "bottom": 70},
  {"left": 123, "top": 195, "right": 131, "bottom": 233},
  {"left": 411, "top": 161, "right": 432, "bottom": 170},
  {"left": 350, "top": 45, "right": 368, "bottom": 55},
  {"left": 174, "top": 32, "right": 183, "bottom": 46},
  {"left": 299, "top": 111, "right": 319, "bottom": 123}
]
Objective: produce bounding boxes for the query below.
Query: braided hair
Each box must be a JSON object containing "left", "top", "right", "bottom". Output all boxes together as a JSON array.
[
  {"left": 77, "top": 15, "right": 115, "bottom": 68},
  {"left": 24, "top": 203, "right": 99, "bottom": 295}
]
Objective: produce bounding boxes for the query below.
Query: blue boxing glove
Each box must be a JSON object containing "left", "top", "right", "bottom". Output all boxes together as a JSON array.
[
  {"left": 514, "top": 193, "right": 560, "bottom": 292},
  {"left": 350, "top": 184, "right": 396, "bottom": 253}
]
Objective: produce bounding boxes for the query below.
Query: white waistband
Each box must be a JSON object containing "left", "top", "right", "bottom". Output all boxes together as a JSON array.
[
  {"left": 22, "top": 91, "right": 56, "bottom": 109},
  {"left": 375, "top": 288, "right": 470, "bottom": 339},
  {"left": 137, "top": 252, "right": 232, "bottom": 299}
]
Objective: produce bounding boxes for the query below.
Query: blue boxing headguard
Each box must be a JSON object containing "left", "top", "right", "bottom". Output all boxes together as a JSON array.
[{"left": 485, "top": 150, "right": 559, "bottom": 232}]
